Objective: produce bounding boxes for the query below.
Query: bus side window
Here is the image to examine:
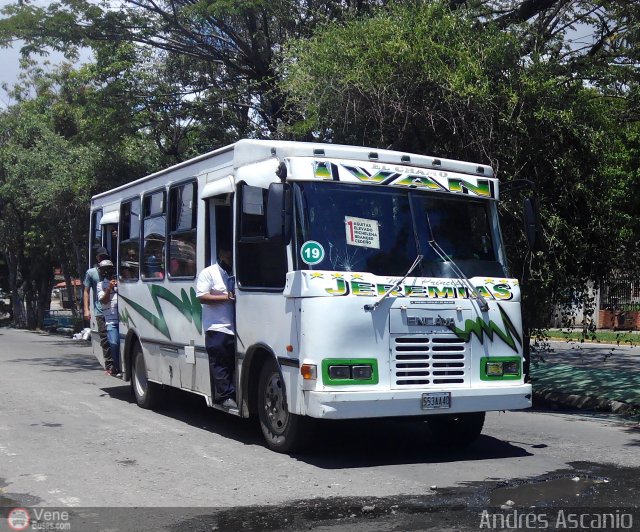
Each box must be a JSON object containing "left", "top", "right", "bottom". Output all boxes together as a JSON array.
[
  {"left": 237, "top": 184, "right": 287, "bottom": 289},
  {"left": 91, "top": 210, "right": 103, "bottom": 253},
  {"left": 168, "top": 181, "right": 197, "bottom": 279},
  {"left": 119, "top": 198, "right": 141, "bottom": 281},
  {"left": 142, "top": 190, "right": 166, "bottom": 281}
]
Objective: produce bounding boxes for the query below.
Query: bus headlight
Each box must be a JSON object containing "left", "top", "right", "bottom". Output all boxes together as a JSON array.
[
  {"left": 322, "top": 358, "right": 379, "bottom": 385},
  {"left": 481, "top": 357, "right": 521, "bottom": 380},
  {"left": 352, "top": 365, "right": 373, "bottom": 380},
  {"left": 327, "top": 364, "right": 373, "bottom": 380},
  {"left": 503, "top": 361, "right": 519, "bottom": 375},
  {"left": 328, "top": 365, "right": 351, "bottom": 380},
  {"left": 486, "top": 362, "right": 504, "bottom": 376}
]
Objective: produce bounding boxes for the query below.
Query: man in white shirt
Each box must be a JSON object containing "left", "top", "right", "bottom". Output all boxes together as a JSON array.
[{"left": 196, "top": 247, "right": 237, "bottom": 409}]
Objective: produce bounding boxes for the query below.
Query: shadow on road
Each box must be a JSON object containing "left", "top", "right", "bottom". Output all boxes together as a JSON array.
[
  {"left": 6, "top": 334, "right": 98, "bottom": 372},
  {"left": 100, "top": 384, "right": 265, "bottom": 447},
  {"left": 623, "top": 424, "right": 640, "bottom": 447},
  {"left": 100, "top": 383, "right": 532, "bottom": 467},
  {"left": 296, "top": 421, "right": 532, "bottom": 468},
  {"left": 7, "top": 354, "right": 101, "bottom": 372}
]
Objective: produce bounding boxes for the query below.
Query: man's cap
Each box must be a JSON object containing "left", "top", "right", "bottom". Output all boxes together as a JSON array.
[
  {"left": 95, "top": 246, "right": 109, "bottom": 259},
  {"left": 98, "top": 259, "right": 114, "bottom": 269}
]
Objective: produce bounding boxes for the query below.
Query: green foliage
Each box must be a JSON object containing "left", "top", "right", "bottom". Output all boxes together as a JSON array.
[
  {"left": 0, "top": 62, "right": 164, "bottom": 326},
  {"left": 0, "top": 99, "right": 95, "bottom": 326},
  {"left": 0, "top": 0, "right": 396, "bottom": 144},
  {"left": 282, "top": 2, "right": 518, "bottom": 152}
]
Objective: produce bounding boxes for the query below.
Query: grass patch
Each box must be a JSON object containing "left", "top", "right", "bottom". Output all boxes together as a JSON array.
[{"left": 545, "top": 329, "right": 640, "bottom": 346}]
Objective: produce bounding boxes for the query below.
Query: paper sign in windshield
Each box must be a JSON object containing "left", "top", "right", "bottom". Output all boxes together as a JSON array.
[{"left": 345, "top": 216, "right": 380, "bottom": 249}]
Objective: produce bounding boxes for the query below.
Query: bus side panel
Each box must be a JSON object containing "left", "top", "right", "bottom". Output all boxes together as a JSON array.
[
  {"left": 179, "top": 347, "right": 212, "bottom": 396},
  {"left": 118, "top": 280, "right": 206, "bottom": 388},
  {"left": 235, "top": 291, "right": 300, "bottom": 413}
]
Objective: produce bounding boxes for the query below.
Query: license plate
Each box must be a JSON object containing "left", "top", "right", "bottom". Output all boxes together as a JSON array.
[{"left": 421, "top": 392, "right": 451, "bottom": 410}]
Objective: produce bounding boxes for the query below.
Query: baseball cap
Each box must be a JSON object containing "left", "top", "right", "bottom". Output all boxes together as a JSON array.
[{"left": 95, "top": 246, "right": 109, "bottom": 259}]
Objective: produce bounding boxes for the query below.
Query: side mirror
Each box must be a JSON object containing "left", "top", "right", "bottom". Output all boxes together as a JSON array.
[
  {"left": 266, "top": 183, "right": 292, "bottom": 244},
  {"left": 523, "top": 197, "right": 543, "bottom": 251}
]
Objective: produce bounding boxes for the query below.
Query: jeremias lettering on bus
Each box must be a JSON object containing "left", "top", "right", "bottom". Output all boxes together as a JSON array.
[{"left": 321, "top": 276, "right": 515, "bottom": 301}]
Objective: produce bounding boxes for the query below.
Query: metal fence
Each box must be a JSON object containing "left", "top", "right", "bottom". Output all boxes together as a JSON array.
[{"left": 599, "top": 276, "right": 640, "bottom": 312}]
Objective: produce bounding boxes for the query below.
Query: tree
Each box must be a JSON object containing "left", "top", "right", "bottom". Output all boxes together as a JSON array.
[
  {"left": 0, "top": 0, "right": 390, "bottom": 142},
  {"left": 0, "top": 103, "right": 95, "bottom": 326},
  {"left": 0, "top": 62, "right": 164, "bottom": 328}
]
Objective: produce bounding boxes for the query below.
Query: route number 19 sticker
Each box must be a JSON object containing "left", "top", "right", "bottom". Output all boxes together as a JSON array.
[{"left": 300, "top": 241, "right": 325, "bottom": 265}]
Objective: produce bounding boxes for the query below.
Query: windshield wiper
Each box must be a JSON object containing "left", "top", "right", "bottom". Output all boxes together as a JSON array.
[
  {"left": 428, "top": 239, "right": 489, "bottom": 312},
  {"left": 364, "top": 254, "right": 423, "bottom": 312}
]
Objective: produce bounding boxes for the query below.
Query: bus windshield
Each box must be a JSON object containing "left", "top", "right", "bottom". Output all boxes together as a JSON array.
[{"left": 294, "top": 182, "right": 507, "bottom": 279}]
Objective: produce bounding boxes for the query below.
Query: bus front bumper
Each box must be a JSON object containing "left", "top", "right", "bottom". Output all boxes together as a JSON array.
[{"left": 303, "top": 384, "right": 532, "bottom": 419}]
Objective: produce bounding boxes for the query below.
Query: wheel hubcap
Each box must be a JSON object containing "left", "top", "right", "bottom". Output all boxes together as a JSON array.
[{"left": 263, "top": 372, "right": 288, "bottom": 434}]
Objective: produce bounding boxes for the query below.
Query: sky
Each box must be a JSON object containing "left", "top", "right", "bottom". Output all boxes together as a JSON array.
[
  {"left": 0, "top": 42, "right": 93, "bottom": 108},
  {"left": 0, "top": 0, "right": 93, "bottom": 107}
]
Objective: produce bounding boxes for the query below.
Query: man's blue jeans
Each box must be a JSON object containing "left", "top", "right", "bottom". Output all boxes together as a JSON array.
[{"left": 106, "top": 321, "right": 120, "bottom": 370}]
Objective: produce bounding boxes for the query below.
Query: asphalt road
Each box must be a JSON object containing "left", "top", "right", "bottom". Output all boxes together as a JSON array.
[{"left": 1, "top": 327, "right": 639, "bottom": 531}]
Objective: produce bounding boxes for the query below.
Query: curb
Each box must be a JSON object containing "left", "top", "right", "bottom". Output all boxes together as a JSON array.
[{"left": 533, "top": 388, "right": 640, "bottom": 416}]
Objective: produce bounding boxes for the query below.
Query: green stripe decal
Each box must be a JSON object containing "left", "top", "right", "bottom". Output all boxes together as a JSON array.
[
  {"left": 447, "top": 304, "right": 522, "bottom": 352},
  {"left": 119, "top": 285, "right": 202, "bottom": 340}
]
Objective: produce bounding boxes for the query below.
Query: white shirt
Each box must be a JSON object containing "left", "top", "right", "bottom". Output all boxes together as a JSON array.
[
  {"left": 196, "top": 264, "right": 235, "bottom": 335},
  {"left": 98, "top": 280, "right": 118, "bottom": 323}
]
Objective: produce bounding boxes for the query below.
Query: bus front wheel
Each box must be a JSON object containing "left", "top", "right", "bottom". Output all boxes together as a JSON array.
[
  {"left": 131, "top": 343, "right": 164, "bottom": 409},
  {"left": 258, "top": 359, "right": 311, "bottom": 453},
  {"left": 427, "top": 412, "right": 485, "bottom": 448}
]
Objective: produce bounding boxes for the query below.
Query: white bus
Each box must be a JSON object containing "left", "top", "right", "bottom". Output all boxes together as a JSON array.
[{"left": 88, "top": 139, "right": 535, "bottom": 452}]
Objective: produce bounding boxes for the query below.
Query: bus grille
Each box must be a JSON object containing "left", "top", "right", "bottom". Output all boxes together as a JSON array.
[{"left": 391, "top": 335, "right": 468, "bottom": 388}]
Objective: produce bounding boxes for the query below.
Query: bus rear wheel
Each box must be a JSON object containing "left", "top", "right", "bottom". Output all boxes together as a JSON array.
[
  {"left": 427, "top": 412, "right": 485, "bottom": 448},
  {"left": 131, "top": 342, "right": 164, "bottom": 409},
  {"left": 258, "top": 359, "right": 311, "bottom": 453}
]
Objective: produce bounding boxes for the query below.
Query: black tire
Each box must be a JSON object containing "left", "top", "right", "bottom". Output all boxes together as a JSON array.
[
  {"left": 258, "top": 358, "right": 312, "bottom": 453},
  {"left": 130, "top": 342, "right": 164, "bottom": 409},
  {"left": 427, "top": 412, "right": 485, "bottom": 448}
]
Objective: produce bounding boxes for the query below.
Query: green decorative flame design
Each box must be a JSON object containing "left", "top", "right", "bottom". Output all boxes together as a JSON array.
[
  {"left": 119, "top": 306, "right": 137, "bottom": 329},
  {"left": 119, "top": 285, "right": 203, "bottom": 340},
  {"left": 447, "top": 304, "right": 522, "bottom": 352}
]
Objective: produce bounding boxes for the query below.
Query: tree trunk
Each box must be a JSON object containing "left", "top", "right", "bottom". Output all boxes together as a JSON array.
[
  {"left": 6, "top": 252, "right": 26, "bottom": 328},
  {"left": 24, "top": 280, "right": 37, "bottom": 330},
  {"left": 36, "top": 273, "right": 52, "bottom": 329},
  {"left": 71, "top": 238, "right": 87, "bottom": 317}
]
